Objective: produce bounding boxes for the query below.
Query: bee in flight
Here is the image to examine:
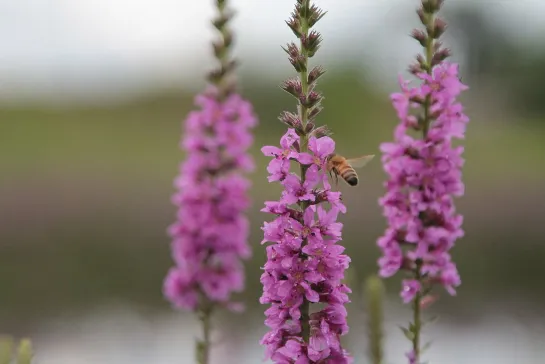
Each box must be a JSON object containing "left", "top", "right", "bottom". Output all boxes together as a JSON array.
[{"left": 327, "top": 154, "right": 374, "bottom": 186}]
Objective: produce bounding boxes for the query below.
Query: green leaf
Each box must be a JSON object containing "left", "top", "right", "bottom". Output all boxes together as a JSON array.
[
  {"left": 398, "top": 325, "right": 414, "bottom": 341},
  {"left": 422, "top": 341, "right": 433, "bottom": 353},
  {"left": 425, "top": 315, "right": 439, "bottom": 326}
]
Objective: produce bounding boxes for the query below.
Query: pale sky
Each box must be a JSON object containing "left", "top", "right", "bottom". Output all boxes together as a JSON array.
[{"left": 0, "top": 0, "right": 542, "bottom": 105}]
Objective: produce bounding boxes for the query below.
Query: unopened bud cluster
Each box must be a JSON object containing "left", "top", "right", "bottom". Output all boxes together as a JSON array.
[
  {"left": 408, "top": 0, "right": 451, "bottom": 75},
  {"left": 279, "top": 0, "right": 330, "bottom": 138},
  {"left": 207, "top": 0, "right": 238, "bottom": 99}
]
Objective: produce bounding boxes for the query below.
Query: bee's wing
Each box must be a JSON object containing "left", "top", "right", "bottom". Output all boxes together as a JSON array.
[{"left": 346, "top": 155, "right": 375, "bottom": 169}]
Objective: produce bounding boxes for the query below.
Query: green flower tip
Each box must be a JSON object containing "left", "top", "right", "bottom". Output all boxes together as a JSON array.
[{"left": 17, "top": 339, "right": 33, "bottom": 364}]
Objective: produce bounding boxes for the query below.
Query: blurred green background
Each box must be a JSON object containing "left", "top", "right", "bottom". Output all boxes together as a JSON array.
[{"left": 1, "top": 1, "right": 545, "bottom": 363}]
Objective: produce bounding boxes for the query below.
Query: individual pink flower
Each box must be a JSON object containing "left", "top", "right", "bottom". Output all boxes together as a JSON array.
[
  {"left": 297, "top": 136, "right": 335, "bottom": 170},
  {"left": 262, "top": 129, "right": 300, "bottom": 182},
  {"left": 281, "top": 165, "right": 321, "bottom": 204},
  {"left": 406, "top": 350, "right": 417, "bottom": 364},
  {"left": 401, "top": 279, "right": 421, "bottom": 304}
]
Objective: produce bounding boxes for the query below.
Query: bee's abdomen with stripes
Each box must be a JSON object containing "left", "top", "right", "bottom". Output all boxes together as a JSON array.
[{"left": 339, "top": 166, "right": 358, "bottom": 186}]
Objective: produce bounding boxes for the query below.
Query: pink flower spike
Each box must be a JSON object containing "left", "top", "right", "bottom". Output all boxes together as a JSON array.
[
  {"left": 260, "top": 2, "right": 352, "bottom": 362},
  {"left": 377, "top": 59, "right": 467, "bottom": 301},
  {"left": 377, "top": 5, "right": 468, "bottom": 363},
  {"left": 164, "top": 88, "right": 257, "bottom": 313}
]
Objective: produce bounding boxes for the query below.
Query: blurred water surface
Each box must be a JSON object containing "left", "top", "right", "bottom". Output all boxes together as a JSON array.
[{"left": 30, "top": 303, "right": 545, "bottom": 364}]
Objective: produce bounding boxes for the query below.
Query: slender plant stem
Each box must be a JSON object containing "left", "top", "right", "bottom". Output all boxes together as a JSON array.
[
  {"left": 422, "top": 10, "right": 435, "bottom": 138},
  {"left": 412, "top": 262, "right": 423, "bottom": 362},
  {"left": 299, "top": 2, "right": 310, "bottom": 131},
  {"left": 365, "top": 276, "right": 385, "bottom": 364},
  {"left": 299, "top": 183, "right": 311, "bottom": 343},
  {"left": 196, "top": 307, "right": 212, "bottom": 364},
  {"left": 297, "top": 0, "right": 312, "bottom": 343}
]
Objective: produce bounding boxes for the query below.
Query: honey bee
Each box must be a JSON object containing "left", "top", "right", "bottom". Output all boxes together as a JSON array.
[{"left": 327, "top": 154, "right": 375, "bottom": 186}]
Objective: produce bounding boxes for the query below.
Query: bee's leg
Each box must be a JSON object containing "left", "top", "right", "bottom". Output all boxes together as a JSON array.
[{"left": 335, "top": 173, "right": 339, "bottom": 188}]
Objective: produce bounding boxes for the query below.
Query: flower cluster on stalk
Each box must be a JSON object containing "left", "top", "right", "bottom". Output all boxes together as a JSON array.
[
  {"left": 377, "top": 0, "right": 469, "bottom": 361},
  {"left": 260, "top": 1, "right": 352, "bottom": 363},
  {"left": 378, "top": 58, "right": 467, "bottom": 299},
  {"left": 163, "top": 0, "right": 257, "bottom": 314}
]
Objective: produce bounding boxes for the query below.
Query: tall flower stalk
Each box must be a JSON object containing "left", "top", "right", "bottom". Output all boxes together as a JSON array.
[
  {"left": 163, "top": 1, "right": 257, "bottom": 363},
  {"left": 364, "top": 276, "right": 385, "bottom": 364},
  {"left": 260, "top": 1, "right": 352, "bottom": 362},
  {"left": 377, "top": 0, "right": 468, "bottom": 362}
]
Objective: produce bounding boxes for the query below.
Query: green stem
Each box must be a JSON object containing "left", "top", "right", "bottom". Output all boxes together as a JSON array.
[
  {"left": 196, "top": 307, "right": 212, "bottom": 364},
  {"left": 422, "top": 29, "right": 434, "bottom": 138},
  {"left": 217, "top": 1, "right": 230, "bottom": 100},
  {"left": 412, "top": 262, "right": 423, "bottom": 362},
  {"left": 413, "top": 9, "right": 436, "bottom": 363},
  {"left": 423, "top": 95, "right": 431, "bottom": 137},
  {"left": 299, "top": 11, "right": 310, "bottom": 129},
  {"left": 298, "top": 0, "right": 311, "bottom": 343},
  {"left": 422, "top": 12, "right": 434, "bottom": 138}
]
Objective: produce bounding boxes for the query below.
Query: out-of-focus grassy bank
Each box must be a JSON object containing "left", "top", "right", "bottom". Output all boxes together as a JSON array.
[{"left": 1, "top": 72, "right": 544, "bottom": 334}]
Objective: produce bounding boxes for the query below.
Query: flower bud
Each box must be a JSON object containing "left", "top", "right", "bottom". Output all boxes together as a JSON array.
[
  {"left": 408, "top": 63, "right": 423, "bottom": 75},
  {"left": 281, "top": 78, "right": 303, "bottom": 98},
  {"left": 416, "top": 8, "right": 427, "bottom": 24},
  {"left": 432, "top": 48, "right": 451, "bottom": 66},
  {"left": 310, "top": 125, "right": 332, "bottom": 138},
  {"left": 307, "top": 5, "right": 326, "bottom": 27},
  {"left": 286, "top": 18, "right": 302, "bottom": 38},
  {"left": 308, "top": 65, "right": 326, "bottom": 85},
  {"left": 282, "top": 42, "right": 300, "bottom": 58},
  {"left": 212, "top": 10, "right": 234, "bottom": 30},
  {"left": 432, "top": 17, "right": 447, "bottom": 39},
  {"left": 308, "top": 105, "right": 323, "bottom": 120},
  {"left": 411, "top": 29, "right": 427, "bottom": 47},
  {"left": 300, "top": 91, "right": 322, "bottom": 108},
  {"left": 278, "top": 111, "right": 302, "bottom": 129},
  {"left": 301, "top": 31, "right": 322, "bottom": 58}
]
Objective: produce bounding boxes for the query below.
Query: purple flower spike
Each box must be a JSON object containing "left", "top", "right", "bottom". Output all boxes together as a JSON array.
[
  {"left": 163, "top": 0, "right": 257, "bottom": 362},
  {"left": 378, "top": 61, "right": 467, "bottom": 296},
  {"left": 260, "top": 1, "right": 353, "bottom": 362},
  {"left": 377, "top": 1, "right": 468, "bottom": 362},
  {"left": 164, "top": 88, "right": 257, "bottom": 310}
]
